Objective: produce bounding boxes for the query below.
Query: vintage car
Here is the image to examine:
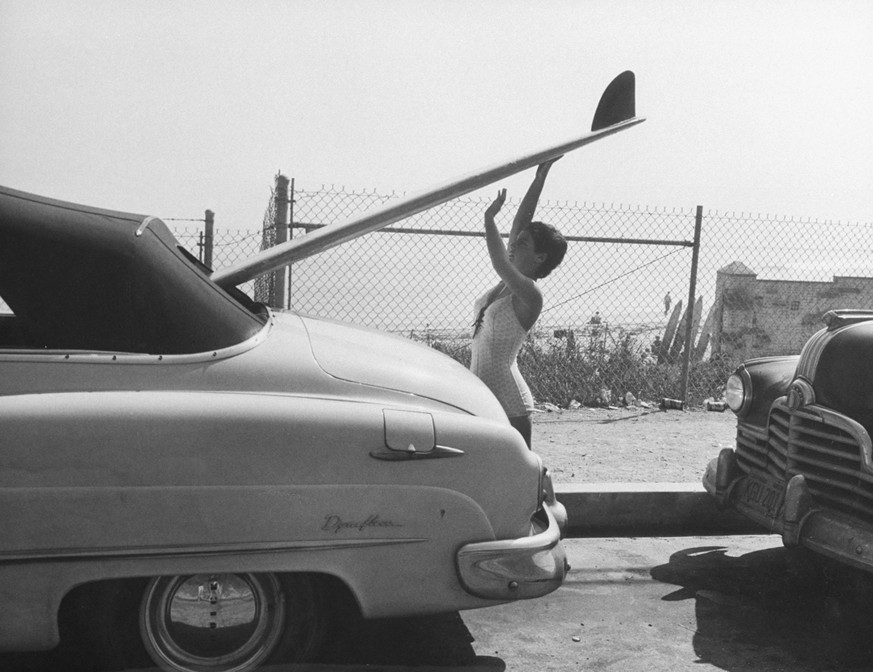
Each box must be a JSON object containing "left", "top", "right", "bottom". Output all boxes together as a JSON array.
[
  {"left": 0, "top": 72, "right": 643, "bottom": 671},
  {"left": 703, "top": 309, "right": 873, "bottom": 574},
  {"left": 0, "top": 185, "right": 570, "bottom": 670}
]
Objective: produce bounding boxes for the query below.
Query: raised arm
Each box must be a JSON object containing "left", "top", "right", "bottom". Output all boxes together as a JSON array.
[
  {"left": 509, "top": 158, "right": 561, "bottom": 245},
  {"left": 484, "top": 189, "right": 542, "bottom": 316}
]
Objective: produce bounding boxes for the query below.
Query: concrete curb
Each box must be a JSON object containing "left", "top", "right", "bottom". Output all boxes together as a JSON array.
[{"left": 556, "top": 482, "right": 767, "bottom": 537}]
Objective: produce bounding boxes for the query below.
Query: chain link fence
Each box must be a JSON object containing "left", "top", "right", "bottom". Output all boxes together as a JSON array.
[
  {"left": 123, "top": 181, "right": 873, "bottom": 410},
  {"left": 173, "top": 182, "right": 697, "bottom": 407},
  {"left": 280, "top": 186, "right": 709, "bottom": 406}
]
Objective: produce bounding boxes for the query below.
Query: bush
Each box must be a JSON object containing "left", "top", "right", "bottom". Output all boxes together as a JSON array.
[{"left": 425, "top": 329, "right": 741, "bottom": 409}]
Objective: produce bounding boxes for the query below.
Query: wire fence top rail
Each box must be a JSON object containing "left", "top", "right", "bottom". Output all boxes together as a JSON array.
[{"left": 291, "top": 221, "right": 694, "bottom": 247}]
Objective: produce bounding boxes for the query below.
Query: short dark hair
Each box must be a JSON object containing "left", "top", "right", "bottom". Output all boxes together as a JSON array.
[{"left": 527, "top": 221, "right": 567, "bottom": 278}]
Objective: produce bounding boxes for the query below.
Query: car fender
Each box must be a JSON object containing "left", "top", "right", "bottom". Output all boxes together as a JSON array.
[{"left": 0, "top": 389, "right": 521, "bottom": 650}]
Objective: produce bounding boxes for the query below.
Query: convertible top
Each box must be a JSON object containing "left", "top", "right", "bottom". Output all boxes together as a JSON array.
[{"left": 0, "top": 186, "right": 266, "bottom": 354}]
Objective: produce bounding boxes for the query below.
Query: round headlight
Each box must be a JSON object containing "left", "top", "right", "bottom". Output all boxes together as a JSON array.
[{"left": 724, "top": 373, "right": 747, "bottom": 413}]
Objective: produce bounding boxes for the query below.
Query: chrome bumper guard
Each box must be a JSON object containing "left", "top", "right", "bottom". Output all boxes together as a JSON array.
[
  {"left": 704, "top": 451, "right": 873, "bottom": 574},
  {"left": 456, "top": 497, "right": 568, "bottom": 600}
]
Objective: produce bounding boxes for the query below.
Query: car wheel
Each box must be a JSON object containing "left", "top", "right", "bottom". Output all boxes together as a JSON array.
[{"left": 139, "top": 572, "right": 324, "bottom": 672}]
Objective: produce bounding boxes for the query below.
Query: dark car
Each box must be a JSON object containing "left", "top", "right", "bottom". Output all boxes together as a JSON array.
[{"left": 704, "top": 309, "right": 873, "bottom": 573}]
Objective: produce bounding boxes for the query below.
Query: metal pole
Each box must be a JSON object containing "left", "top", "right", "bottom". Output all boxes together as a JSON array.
[
  {"left": 204, "top": 209, "right": 214, "bottom": 269},
  {"left": 272, "top": 175, "right": 290, "bottom": 308},
  {"left": 680, "top": 206, "right": 703, "bottom": 402},
  {"left": 287, "top": 178, "right": 295, "bottom": 310}
]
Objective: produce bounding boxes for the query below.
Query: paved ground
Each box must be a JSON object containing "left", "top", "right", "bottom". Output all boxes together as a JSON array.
[
  {"left": 319, "top": 535, "right": 873, "bottom": 671},
  {"left": 460, "top": 536, "right": 873, "bottom": 672}
]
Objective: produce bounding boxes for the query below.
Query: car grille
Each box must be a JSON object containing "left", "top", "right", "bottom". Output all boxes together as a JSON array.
[
  {"left": 736, "top": 418, "right": 785, "bottom": 479},
  {"left": 737, "top": 399, "right": 873, "bottom": 523}
]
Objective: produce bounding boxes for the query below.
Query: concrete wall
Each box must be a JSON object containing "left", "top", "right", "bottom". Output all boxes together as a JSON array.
[{"left": 712, "top": 263, "right": 873, "bottom": 358}]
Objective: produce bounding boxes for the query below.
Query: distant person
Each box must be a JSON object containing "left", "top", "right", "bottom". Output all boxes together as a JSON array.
[
  {"left": 470, "top": 160, "right": 567, "bottom": 448},
  {"left": 664, "top": 291, "right": 672, "bottom": 316},
  {"left": 589, "top": 310, "right": 602, "bottom": 337}
]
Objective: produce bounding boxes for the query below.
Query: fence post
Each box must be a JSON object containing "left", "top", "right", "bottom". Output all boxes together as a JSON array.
[
  {"left": 271, "top": 175, "right": 290, "bottom": 308},
  {"left": 204, "top": 209, "right": 214, "bottom": 269},
  {"left": 680, "top": 206, "right": 703, "bottom": 401},
  {"left": 287, "top": 178, "right": 295, "bottom": 310}
]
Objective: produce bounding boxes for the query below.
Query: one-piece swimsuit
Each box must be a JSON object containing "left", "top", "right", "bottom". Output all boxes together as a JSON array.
[{"left": 470, "top": 292, "right": 533, "bottom": 417}]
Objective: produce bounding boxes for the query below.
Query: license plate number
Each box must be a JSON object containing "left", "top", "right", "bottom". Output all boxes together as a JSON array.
[{"left": 739, "top": 473, "right": 785, "bottom": 521}]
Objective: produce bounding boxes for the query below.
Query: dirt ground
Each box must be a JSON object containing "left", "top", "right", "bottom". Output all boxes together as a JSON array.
[{"left": 531, "top": 405, "right": 737, "bottom": 485}]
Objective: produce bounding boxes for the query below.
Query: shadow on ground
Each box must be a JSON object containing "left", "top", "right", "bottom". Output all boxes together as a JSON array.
[
  {"left": 651, "top": 545, "right": 873, "bottom": 671},
  {"left": 319, "top": 610, "right": 504, "bottom": 670},
  {"left": 1, "top": 609, "right": 503, "bottom": 672}
]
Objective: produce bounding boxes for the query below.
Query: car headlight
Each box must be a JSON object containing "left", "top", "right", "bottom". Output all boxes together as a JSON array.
[{"left": 724, "top": 372, "right": 748, "bottom": 413}]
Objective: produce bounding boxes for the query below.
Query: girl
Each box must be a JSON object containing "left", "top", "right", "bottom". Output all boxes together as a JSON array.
[{"left": 470, "top": 160, "right": 567, "bottom": 448}]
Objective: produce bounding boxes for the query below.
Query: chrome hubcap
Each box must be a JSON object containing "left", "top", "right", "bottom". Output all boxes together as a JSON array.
[{"left": 141, "top": 573, "right": 285, "bottom": 671}]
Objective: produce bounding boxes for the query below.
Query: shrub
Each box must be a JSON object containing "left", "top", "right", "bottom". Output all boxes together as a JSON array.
[{"left": 426, "top": 329, "right": 741, "bottom": 409}]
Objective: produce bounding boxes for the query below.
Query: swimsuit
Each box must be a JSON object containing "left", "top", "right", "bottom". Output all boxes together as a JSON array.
[{"left": 470, "top": 292, "right": 533, "bottom": 417}]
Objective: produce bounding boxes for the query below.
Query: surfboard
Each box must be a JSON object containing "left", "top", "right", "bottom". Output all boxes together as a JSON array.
[
  {"left": 693, "top": 303, "right": 716, "bottom": 361},
  {"left": 668, "top": 301, "right": 691, "bottom": 361},
  {"left": 671, "top": 296, "right": 703, "bottom": 361},
  {"left": 659, "top": 300, "right": 683, "bottom": 362},
  {"left": 685, "top": 296, "right": 704, "bottom": 357},
  {"left": 213, "top": 71, "right": 645, "bottom": 288}
]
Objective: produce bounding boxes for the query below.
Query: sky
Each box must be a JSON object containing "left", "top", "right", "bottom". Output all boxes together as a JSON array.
[{"left": 1, "top": 0, "right": 871, "bottom": 236}]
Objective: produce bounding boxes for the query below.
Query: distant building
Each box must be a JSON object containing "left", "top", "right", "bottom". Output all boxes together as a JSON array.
[{"left": 712, "top": 262, "right": 873, "bottom": 358}]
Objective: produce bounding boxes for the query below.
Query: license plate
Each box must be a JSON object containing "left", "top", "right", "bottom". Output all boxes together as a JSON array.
[{"left": 737, "top": 473, "right": 785, "bottom": 523}]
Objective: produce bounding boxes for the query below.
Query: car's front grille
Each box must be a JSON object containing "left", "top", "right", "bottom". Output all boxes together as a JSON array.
[
  {"left": 736, "top": 422, "right": 766, "bottom": 471},
  {"left": 759, "top": 400, "right": 873, "bottom": 523},
  {"left": 736, "top": 419, "right": 785, "bottom": 479}
]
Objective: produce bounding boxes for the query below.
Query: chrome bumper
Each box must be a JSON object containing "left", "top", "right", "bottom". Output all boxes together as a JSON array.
[
  {"left": 456, "top": 498, "right": 568, "bottom": 600},
  {"left": 704, "top": 450, "right": 873, "bottom": 574}
]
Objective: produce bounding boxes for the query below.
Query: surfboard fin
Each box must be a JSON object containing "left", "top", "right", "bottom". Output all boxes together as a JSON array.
[{"left": 591, "top": 71, "right": 636, "bottom": 131}]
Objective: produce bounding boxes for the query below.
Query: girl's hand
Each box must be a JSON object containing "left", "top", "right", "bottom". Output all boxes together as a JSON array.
[
  {"left": 485, "top": 188, "right": 507, "bottom": 220},
  {"left": 537, "top": 156, "right": 562, "bottom": 178}
]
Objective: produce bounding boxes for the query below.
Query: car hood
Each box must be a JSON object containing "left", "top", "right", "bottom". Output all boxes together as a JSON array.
[
  {"left": 297, "top": 314, "right": 506, "bottom": 421},
  {"left": 813, "top": 320, "right": 873, "bottom": 433}
]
